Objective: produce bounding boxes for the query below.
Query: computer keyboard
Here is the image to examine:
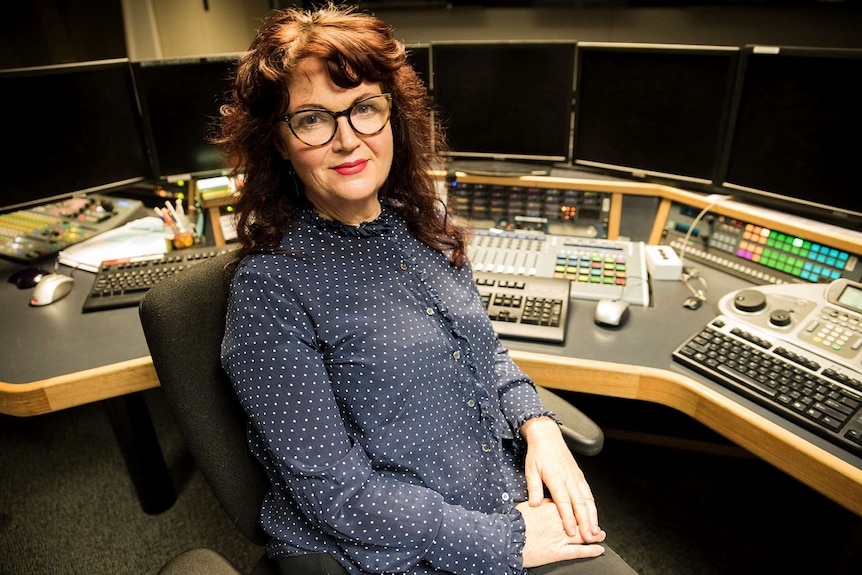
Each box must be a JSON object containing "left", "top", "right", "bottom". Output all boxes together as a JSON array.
[
  {"left": 672, "top": 315, "right": 862, "bottom": 458},
  {"left": 474, "top": 271, "right": 570, "bottom": 343},
  {"left": 82, "top": 245, "right": 235, "bottom": 312}
]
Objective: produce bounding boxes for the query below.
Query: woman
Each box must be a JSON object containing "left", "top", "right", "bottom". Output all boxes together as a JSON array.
[{"left": 219, "top": 4, "right": 636, "bottom": 575}]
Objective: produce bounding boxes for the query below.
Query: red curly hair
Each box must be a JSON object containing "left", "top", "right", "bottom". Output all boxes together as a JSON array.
[{"left": 216, "top": 3, "right": 469, "bottom": 266}]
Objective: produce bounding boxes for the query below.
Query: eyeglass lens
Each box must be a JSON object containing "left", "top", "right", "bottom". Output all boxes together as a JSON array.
[{"left": 288, "top": 94, "right": 391, "bottom": 146}]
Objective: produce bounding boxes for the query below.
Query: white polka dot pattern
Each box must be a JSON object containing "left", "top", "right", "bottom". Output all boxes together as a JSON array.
[{"left": 222, "top": 208, "right": 550, "bottom": 574}]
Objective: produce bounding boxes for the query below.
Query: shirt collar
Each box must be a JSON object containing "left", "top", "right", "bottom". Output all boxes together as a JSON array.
[{"left": 300, "top": 205, "right": 397, "bottom": 238}]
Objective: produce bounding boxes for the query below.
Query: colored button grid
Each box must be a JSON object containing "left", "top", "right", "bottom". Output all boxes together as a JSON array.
[
  {"left": 553, "top": 252, "right": 626, "bottom": 285},
  {"left": 735, "top": 224, "right": 847, "bottom": 282}
]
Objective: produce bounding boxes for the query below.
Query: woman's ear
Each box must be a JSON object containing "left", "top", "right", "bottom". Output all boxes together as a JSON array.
[{"left": 273, "top": 131, "right": 291, "bottom": 160}]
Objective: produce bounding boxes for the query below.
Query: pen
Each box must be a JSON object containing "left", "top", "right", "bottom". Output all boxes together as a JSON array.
[
  {"left": 175, "top": 198, "right": 192, "bottom": 231},
  {"left": 159, "top": 207, "right": 181, "bottom": 235},
  {"left": 164, "top": 200, "right": 188, "bottom": 233}
]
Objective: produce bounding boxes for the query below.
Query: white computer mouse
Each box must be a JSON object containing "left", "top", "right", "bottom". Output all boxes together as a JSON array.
[
  {"left": 30, "top": 273, "right": 74, "bottom": 306},
  {"left": 594, "top": 298, "right": 630, "bottom": 328}
]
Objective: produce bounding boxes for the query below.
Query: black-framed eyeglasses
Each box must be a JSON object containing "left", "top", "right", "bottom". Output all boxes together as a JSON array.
[{"left": 279, "top": 93, "right": 393, "bottom": 147}]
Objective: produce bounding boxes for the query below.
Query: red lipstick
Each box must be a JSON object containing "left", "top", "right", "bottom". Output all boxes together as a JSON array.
[{"left": 333, "top": 159, "right": 368, "bottom": 175}]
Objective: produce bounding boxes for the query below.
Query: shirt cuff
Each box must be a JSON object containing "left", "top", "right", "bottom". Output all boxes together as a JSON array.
[
  {"left": 507, "top": 505, "right": 527, "bottom": 575},
  {"left": 425, "top": 504, "right": 527, "bottom": 575}
]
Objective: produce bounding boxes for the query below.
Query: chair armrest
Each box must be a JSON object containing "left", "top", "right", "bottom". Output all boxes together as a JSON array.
[{"left": 535, "top": 386, "right": 604, "bottom": 456}]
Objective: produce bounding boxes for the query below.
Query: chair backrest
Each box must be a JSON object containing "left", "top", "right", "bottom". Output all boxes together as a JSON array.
[{"left": 139, "top": 252, "right": 270, "bottom": 547}]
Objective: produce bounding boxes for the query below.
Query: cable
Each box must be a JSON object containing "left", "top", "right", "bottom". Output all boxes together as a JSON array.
[
  {"left": 674, "top": 194, "right": 733, "bottom": 309},
  {"left": 676, "top": 194, "right": 729, "bottom": 271},
  {"left": 680, "top": 267, "right": 708, "bottom": 310}
]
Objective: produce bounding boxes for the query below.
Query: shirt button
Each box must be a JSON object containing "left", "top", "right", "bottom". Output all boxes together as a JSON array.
[
  {"left": 400, "top": 262, "right": 408, "bottom": 270},
  {"left": 466, "top": 399, "right": 476, "bottom": 408},
  {"left": 453, "top": 350, "right": 461, "bottom": 360},
  {"left": 481, "top": 443, "right": 491, "bottom": 453},
  {"left": 425, "top": 307, "right": 435, "bottom": 316},
  {"left": 501, "top": 492, "right": 510, "bottom": 502}
]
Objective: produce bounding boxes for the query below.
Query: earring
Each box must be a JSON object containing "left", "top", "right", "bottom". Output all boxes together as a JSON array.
[{"left": 282, "top": 159, "right": 301, "bottom": 200}]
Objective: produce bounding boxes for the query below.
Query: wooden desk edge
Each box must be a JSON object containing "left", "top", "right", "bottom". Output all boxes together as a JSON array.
[
  {"left": 508, "top": 350, "right": 862, "bottom": 518},
  {"left": 3, "top": 351, "right": 861, "bottom": 517},
  {"left": 0, "top": 357, "right": 158, "bottom": 417}
]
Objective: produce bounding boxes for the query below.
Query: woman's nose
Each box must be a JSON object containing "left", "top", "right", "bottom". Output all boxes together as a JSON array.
[{"left": 330, "top": 116, "right": 360, "bottom": 151}]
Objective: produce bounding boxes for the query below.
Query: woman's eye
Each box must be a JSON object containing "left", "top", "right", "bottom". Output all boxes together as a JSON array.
[
  {"left": 298, "top": 113, "right": 322, "bottom": 127},
  {"left": 355, "top": 103, "right": 380, "bottom": 117},
  {"left": 292, "top": 112, "right": 333, "bottom": 134}
]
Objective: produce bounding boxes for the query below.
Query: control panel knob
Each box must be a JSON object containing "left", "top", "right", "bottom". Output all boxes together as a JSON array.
[
  {"left": 733, "top": 290, "right": 767, "bottom": 313},
  {"left": 769, "top": 309, "right": 792, "bottom": 327}
]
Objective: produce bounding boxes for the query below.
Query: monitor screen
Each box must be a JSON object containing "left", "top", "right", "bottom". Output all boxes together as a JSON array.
[
  {"left": 405, "top": 44, "right": 430, "bottom": 93},
  {"left": 431, "top": 41, "right": 576, "bottom": 162},
  {"left": 572, "top": 43, "right": 739, "bottom": 186},
  {"left": 720, "top": 45, "right": 862, "bottom": 229},
  {"left": 0, "top": 59, "right": 149, "bottom": 213},
  {"left": 132, "top": 55, "right": 238, "bottom": 180}
]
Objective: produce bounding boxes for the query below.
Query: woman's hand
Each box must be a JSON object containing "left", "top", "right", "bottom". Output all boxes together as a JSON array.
[
  {"left": 520, "top": 416, "right": 603, "bottom": 541},
  {"left": 516, "top": 499, "right": 606, "bottom": 568}
]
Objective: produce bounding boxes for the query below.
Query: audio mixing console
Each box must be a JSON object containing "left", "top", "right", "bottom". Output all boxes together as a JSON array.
[
  {"left": 0, "top": 195, "right": 144, "bottom": 263},
  {"left": 664, "top": 203, "right": 861, "bottom": 286},
  {"left": 467, "top": 229, "right": 649, "bottom": 307}
]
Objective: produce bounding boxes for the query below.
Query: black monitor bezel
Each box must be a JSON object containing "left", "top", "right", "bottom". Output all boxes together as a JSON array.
[
  {"left": 131, "top": 54, "right": 240, "bottom": 182},
  {"left": 0, "top": 58, "right": 150, "bottom": 214},
  {"left": 571, "top": 42, "right": 740, "bottom": 187},
  {"left": 717, "top": 44, "right": 862, "bottom": 230},
  {"left": 430, "top": 40, "right": 577, "bottom": 164}
]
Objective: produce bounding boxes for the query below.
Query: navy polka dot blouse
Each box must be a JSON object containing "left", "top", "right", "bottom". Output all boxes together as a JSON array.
[{"left": 221, "top": 206, "right": 553, "bottom": 574}]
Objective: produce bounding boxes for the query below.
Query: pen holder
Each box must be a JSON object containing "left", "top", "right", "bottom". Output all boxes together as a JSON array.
[{"left": 171, "top": 231, "right": 195, "bottom": 250}]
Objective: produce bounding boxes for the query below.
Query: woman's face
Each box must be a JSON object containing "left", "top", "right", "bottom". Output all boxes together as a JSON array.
[{"left": 276, "top": 58, "right": 394, "bottom": 225}]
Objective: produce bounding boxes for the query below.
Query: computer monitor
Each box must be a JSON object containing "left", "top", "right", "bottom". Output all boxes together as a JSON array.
[
  {"left": 132, "top": 54, "right": 239, "bottom": 181},
  {"left": 405, "top": 44, "right": 430, "bottom": 93},
  {"left": 0, "top": 59, "right": 150, "bottom": 214},
  {"left": 719, "top": 45, "right": 862, "bottom": 230},
  {"left": 431, "top": 41, "right": 576, "bottom": 166},
  {"left": 572, "top": 42, "right": 739, "bottom": 186}
]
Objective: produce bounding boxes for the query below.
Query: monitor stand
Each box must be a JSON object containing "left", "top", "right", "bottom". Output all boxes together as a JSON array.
[{"left": 448, "top": 160, "right": 552, "bottom": 177}]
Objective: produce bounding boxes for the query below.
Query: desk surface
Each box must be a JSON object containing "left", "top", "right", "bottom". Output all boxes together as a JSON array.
[{"left": 2, "top": 255, "right": 861, "bottom": 517}]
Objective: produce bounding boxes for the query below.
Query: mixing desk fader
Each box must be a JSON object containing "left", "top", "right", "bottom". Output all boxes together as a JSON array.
[
  {"left": 467, "top": 229, "right": 649, "bottom": 307},
  {"left": 0, "top": 194, "right": 144, "bottom": 263}
]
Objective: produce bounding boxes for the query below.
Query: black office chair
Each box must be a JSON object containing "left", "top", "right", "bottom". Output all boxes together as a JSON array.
[{"left": 139, "top": 251, "right": 603, "bottom": 575}]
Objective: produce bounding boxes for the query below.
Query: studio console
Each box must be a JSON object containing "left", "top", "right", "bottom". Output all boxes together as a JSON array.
[
  {"left": 0, "top": 194, "right": 144, "bottom": 263},
  {"left": 447, "top": 180, "right": 611, "bottom": 238},
  {"left": 716, "top": 279, "right": 862, "bottom": 367},
  {"left": 664, "top": 202, "right": 861, "bottom": 286},
  {"left": 673, "top": 279, "right": 862, "bottom": 457},
  {"left": 467, "top": 229, "right": 649, "bottom": 307}
]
